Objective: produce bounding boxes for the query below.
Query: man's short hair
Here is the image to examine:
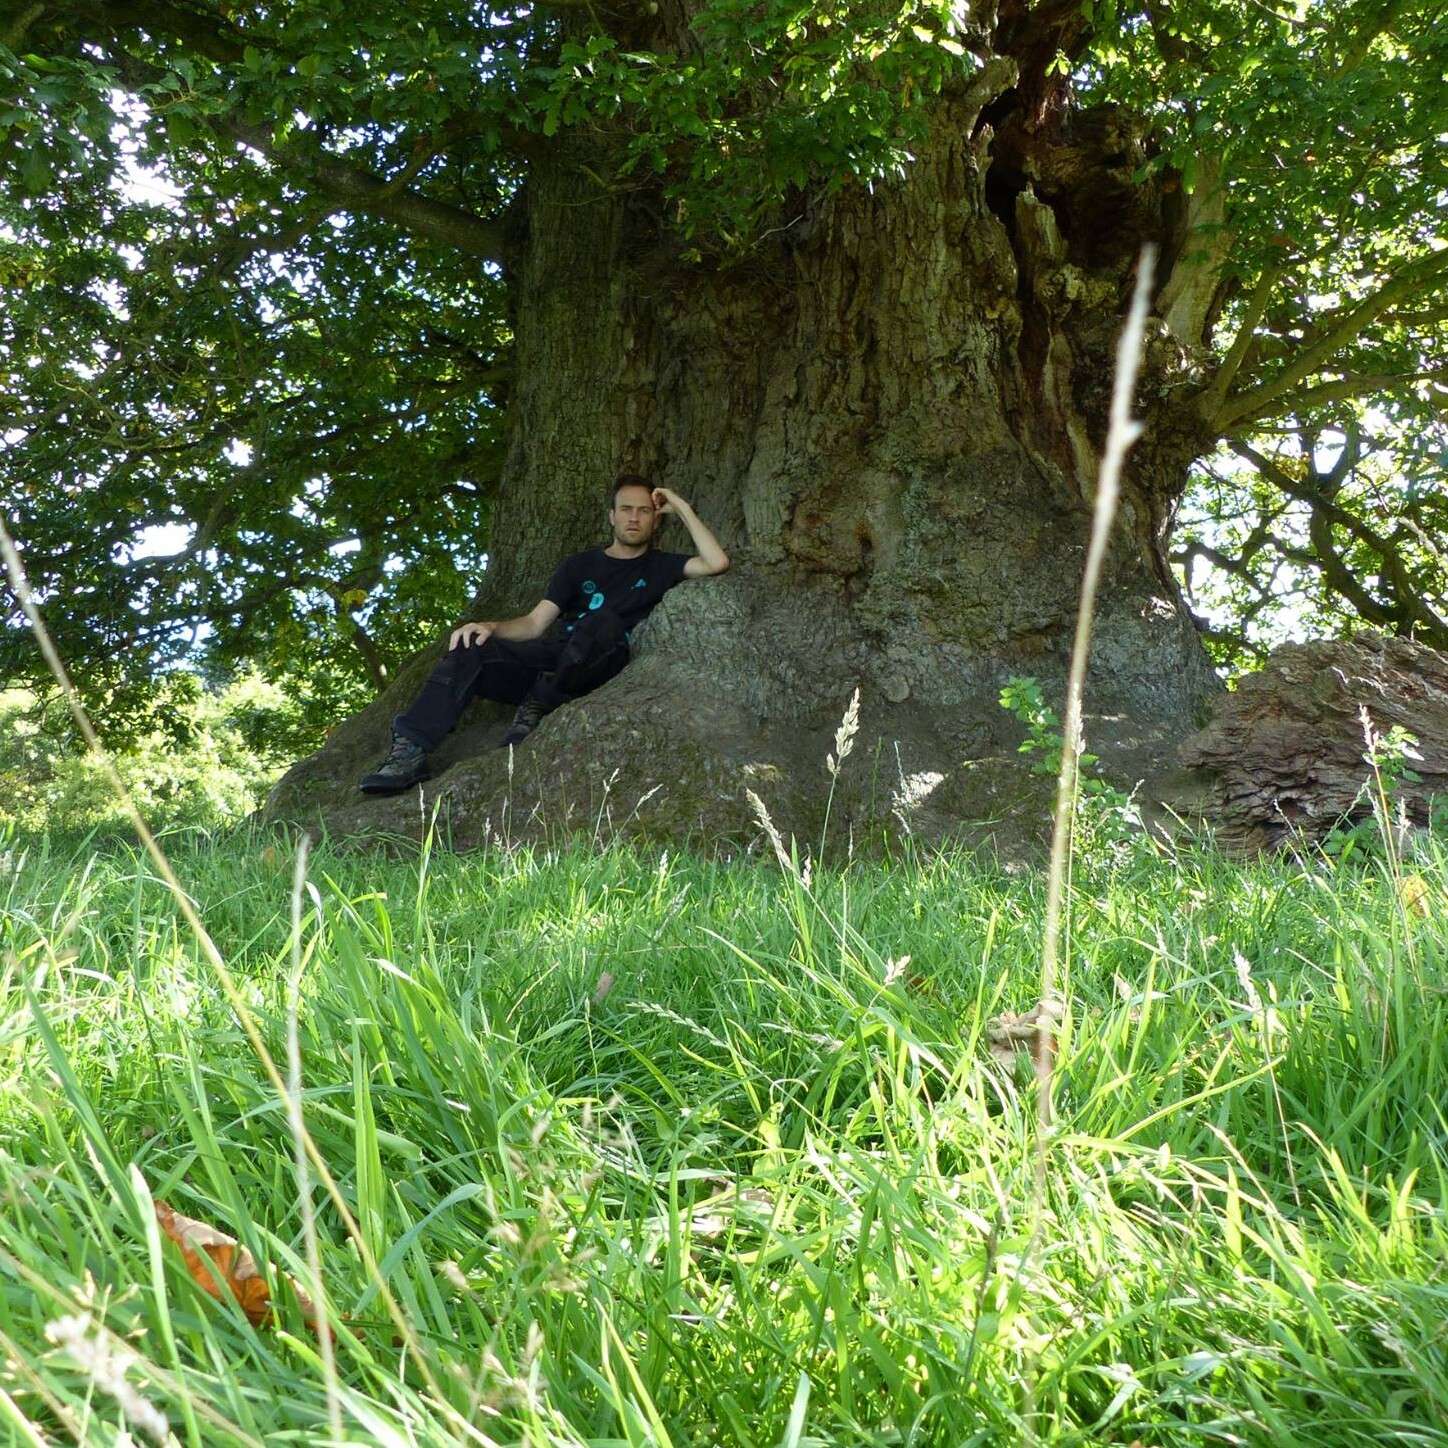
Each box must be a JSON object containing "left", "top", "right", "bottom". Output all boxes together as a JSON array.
[{"left": 612, "top": 473, "right": 654, "bottom": 505}]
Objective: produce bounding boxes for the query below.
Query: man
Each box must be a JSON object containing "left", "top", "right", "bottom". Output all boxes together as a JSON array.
[{"left": 359, "top": 474, "right": 729, "bottom": 794}]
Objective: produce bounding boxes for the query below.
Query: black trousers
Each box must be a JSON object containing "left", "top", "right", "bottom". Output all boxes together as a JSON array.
[{"left": 394, "top": 608, "right": 630, "bottom": 750}]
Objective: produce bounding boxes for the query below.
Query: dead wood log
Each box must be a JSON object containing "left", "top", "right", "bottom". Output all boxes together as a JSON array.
[{"left": 1170, "top": 633, "right": 1448, "bottom": 852}]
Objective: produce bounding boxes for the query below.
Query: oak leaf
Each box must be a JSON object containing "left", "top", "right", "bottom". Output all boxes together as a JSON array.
[{"left": 154, "top": 1200, "right": 318, "bottom": 1329}]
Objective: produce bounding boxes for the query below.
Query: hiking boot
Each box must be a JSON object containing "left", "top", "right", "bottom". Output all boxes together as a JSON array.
[
  {"left": 358, "top": 731, "right": 431, "bottom": 794},
  {"left": 501, "top": 698, "right": 546, "bottom": 747}
]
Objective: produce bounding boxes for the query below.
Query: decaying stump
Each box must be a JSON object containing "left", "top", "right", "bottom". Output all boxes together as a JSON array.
[{"left": 1169, "top": 634, "right": 1448, "bottom": 852}]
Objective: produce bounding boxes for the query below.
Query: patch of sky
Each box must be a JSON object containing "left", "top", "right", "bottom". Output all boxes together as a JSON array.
[
  {"left": 124, "top": 521, "right": 194, "bottom": 561},
  {"left": 107, "top": 92, "right": 184, "bottom": 212}
]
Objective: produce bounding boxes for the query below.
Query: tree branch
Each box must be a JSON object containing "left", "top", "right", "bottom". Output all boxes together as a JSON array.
[
  {"left": 220, "top": 115, "right": 508, "bottom": 262},
  {"left": 1212, "top": 248, "right": 1448, "bottom": 429},
  {"left": 1233, "top": 438, "right": 1448, "bottom": 642},
  {"left": 1237, "top": 365, "right": 1448, "bottom": 423},
  {"left": 1335, "top": 0, "right": 1415, "bottom": 76},
  {"left": 102, "top": 45, "right": 508, "bottom": 262},
  {"left": 1320, "top": 416, "right": 1363, "bottom": 490},
  {"left": 1174, "top": 538, "right": 1277, "bottom": 595},
  {"left": 1157, "top": 151, "right": 1233, "bottom": 348},
  {"left": 1199, "top": 264, "right": 1283, "bottom": 415},
  {"left": 76, "top": 0, "right": 259, "bottom": 62},
  {"left": 1, "top": 1, "right": 45, "bottom": 49},
  {"left": 1303, "top": 508, "right": 1398, "bottom": 627},
  {"left": 346, "top": 616, "right": 389, "bottom": 693}
]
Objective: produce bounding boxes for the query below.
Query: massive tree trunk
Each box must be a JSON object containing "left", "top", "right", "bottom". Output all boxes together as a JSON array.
[{"left": 267, "top": 69, "right": 1222, "bottom": 853}]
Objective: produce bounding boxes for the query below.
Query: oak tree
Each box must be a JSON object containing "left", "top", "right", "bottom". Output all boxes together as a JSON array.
[{"left": 1, "top": 0, "right": 1443, "bottom": 840}]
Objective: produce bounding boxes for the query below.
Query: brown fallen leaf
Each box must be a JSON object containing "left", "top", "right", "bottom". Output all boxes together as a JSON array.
[
  {"left": 154, "top": 1200, "right": 317, "bottom": 1329},
  {"left": 987, "top": 996, "right": 1063, "bottom": 1075}
]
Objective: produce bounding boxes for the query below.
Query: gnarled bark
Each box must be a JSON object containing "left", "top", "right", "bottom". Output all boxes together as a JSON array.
[
  {"left": 266, "top": 72, "right": 1224, "bottom": 854},
  {"left": 1163, "top": 634, "right": 1448, "bottom": 853}
]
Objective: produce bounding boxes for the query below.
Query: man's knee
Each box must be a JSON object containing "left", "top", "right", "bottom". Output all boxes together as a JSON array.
[
  {"left": 432, "top": 638, "right": 494, "bottom": 681},
  {"left": 558, "top": 609, "right": 628, "bottom": 670}
]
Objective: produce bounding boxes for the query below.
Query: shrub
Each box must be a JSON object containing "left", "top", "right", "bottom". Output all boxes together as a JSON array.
[{"left": 0, "top": 672, "right": 301, "bottom": 833}]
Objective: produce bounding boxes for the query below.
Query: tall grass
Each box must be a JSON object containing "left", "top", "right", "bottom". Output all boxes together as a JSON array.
[
  {"left": 3, "top": 363, "right": 1445, "bottom": 1444},
  {"left": 2, "top": 818, "right": 1445, "bottom": 1444}
]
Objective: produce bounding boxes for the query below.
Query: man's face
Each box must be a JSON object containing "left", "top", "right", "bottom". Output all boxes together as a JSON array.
[{"left": 610, "top": 486, "right": 657, "bottom": 546}]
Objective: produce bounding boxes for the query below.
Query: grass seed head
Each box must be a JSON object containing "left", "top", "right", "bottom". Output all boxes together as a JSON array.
[
  {"left": 45, "top": 1313, "right": 169, "bottom": 1445},
  {"left": 827, "top": 687, "right": 861, "bottom": 777},
  {"left": 746, "top": 788, "right": 793, "bottom": 875}
]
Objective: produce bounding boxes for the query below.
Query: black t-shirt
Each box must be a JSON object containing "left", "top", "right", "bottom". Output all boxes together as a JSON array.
[{"left": 544, "top": 547, "right": 691, "bottom": 637}]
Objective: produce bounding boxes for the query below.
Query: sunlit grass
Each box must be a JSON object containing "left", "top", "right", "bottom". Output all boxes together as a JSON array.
[{"left": 1, "top": 820, "right": 1445, "bottom": 1445}]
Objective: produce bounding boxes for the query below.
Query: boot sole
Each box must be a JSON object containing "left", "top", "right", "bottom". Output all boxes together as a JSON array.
[{"left": 358, "top": 771, "right": 431, "bottom": 795}]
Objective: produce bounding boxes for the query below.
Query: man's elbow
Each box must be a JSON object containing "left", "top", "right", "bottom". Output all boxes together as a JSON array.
[{"left": 711, "top": 552, "right": 731, "bottom": 576}]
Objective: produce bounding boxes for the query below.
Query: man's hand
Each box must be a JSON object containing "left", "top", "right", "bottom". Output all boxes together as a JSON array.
[
  {"left": 651, "top": 487, "right": 686, "bottom": 516},
  {"left": 449, "top": 621, "right": 494, "bottom": 650}
]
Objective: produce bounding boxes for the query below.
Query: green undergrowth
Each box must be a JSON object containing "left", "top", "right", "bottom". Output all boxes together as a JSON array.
[{"left": 1, "top": 818, "right": 1445, "bottom": 1445}]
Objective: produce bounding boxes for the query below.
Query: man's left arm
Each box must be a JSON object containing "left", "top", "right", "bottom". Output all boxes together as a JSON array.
[{"left": 652, "top": 488, "right": 730, "bottom": 577}]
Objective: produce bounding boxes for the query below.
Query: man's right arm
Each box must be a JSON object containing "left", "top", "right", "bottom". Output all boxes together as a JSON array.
[{"left": 449, "top": 599, "right": 559, "bottom": 651}]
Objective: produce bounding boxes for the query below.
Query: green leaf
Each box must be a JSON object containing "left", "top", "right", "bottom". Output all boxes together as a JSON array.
[{"left": 21, "top": 145, "right": 49, "bottom": 193}]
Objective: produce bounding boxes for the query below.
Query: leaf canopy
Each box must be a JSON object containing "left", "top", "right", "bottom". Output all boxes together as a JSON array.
[{"left": 1, "top": 0, "right": 1443, "bottom": 729}]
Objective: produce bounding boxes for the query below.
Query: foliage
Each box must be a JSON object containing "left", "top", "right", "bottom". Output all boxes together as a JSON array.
[
  {"left": 1320, "top": 717, "right": 1428, "bottom": 862},
  {"left": 0, "top": 673, "right": 303, "bottom": 832},
  {"left": 1, "top": 822, "right": 1446, "bottom": 1440},
  {"left": 1082, "top": 0, "right": 1448, "bottom": 671},
  {"left": 1000, "top": 675, "right": 1098, "bottom": 778},
  {"left": 1176, "top": 427, "right": 1448, "bottom": 674},
  {"left": 0, "top": 0, "right": 1444, "bottom": 719},
  {"left": 0, "top": 16, "right": 500, "bottom": 719},
  {"left": 999, "top": 675, "right": 1142, "bottom": 861}
]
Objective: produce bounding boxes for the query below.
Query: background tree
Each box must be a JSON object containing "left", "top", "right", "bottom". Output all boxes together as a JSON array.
[
  {"left": 1, "top": 0, "right": 1443, "bottom": 840},
  {"left": 1175, "top": 418, "right": 1448, "bottom": 667}
]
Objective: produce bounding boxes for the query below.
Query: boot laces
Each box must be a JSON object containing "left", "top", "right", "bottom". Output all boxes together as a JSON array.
[{"left": 385, "top": 735, "right": 421, "bottom": 765}]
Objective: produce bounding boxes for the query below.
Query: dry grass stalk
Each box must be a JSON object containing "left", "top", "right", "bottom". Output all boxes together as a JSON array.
[
  {"left": 1037, "top": 246, "right": 1157, "bottom": 1117},
  {"left": 1023, "top": 247, "right": 1156, "bottom": 1446},
  {"left": 0, "top": 512, "right": 493, "bottom": 1442},
  {"left": 285, "top": 835, "right": 343, "bottom": 1440}
]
